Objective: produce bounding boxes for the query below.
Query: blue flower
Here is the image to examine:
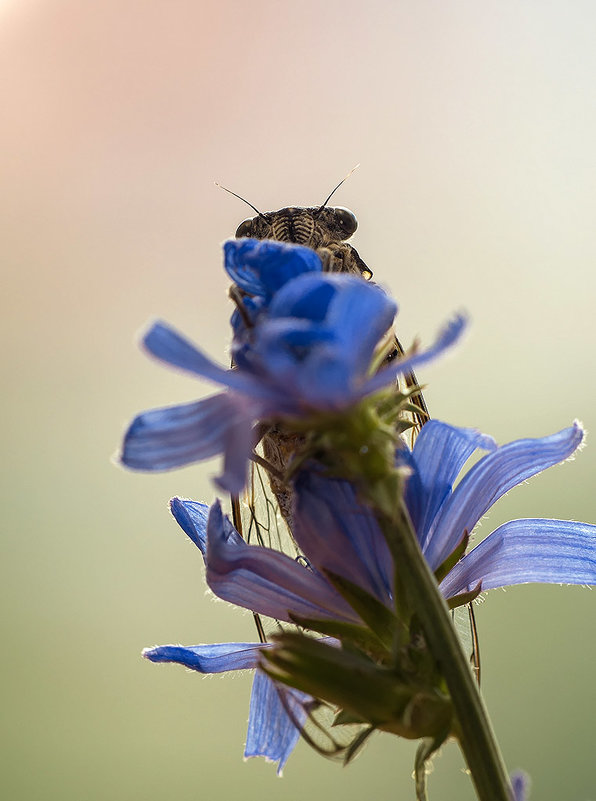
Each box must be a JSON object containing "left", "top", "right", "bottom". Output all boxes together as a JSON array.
[
  {"left": 121, "top": 242, "right": 465, "bottom": 493},
  {"left": 143, "top": 420, "right": 596, "bottom": 770}
]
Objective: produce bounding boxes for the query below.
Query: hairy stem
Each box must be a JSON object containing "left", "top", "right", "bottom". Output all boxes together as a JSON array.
[{"left": 380, "top": 501, "right": 512, "bottom": 801}]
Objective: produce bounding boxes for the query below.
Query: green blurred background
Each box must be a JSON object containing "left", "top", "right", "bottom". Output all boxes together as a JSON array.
[{"left": 2, "top": 1, "right": 595, "bottom": 799}]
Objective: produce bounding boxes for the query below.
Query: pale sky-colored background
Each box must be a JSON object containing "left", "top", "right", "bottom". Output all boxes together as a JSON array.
[{"left": 2, "top": 1, "right": 595, "bottom": 799}]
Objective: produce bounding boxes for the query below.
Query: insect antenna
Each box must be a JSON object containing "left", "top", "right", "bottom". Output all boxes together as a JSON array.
[
  {"left": 214, "top": 182, "right": 269, "bottom": 221},
  {"left": 317, "top": 164, "right": 360, "bottom": 210}
]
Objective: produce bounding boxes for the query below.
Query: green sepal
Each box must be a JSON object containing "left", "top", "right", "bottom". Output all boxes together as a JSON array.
[
  {"left": 369, "top": 338, "right": 397, "bottom": 374},
  {"left": 434, "top": 530, "right": 470, "bottom": 584},
  {"left": 373, "top": 508, "right": 418, "bottom": 619},
  {"left": 414, "top": 729, "right": 450, "bottom": 801},
  {"left": 400, "top": 400, "right": 429, "bottom": 418},
  {"left": 342, "top": 726, "right": 375, "bottom": 765},
  {"left": 395, "top": 419, "right": 416, "bottom": 435},
  {"left": 288, "top": 613, "right": 391, "bottom": 660},
  {"left": 261, "top": 632, "right": 453, "bottom": 740},
  {"left": 321, "top": 568, "right": 401, "bottom": 647},
  {"left": 399, "top": 615, "right": 444, "bottom": 687},
  {"left": 260, "top": 632, "right": 397, "bottom": 726},
  {"left": 446, "top": 581, "right": 482, "bottom": 610},
  {"left": 376, "top": 686, "right": 453, "bottom": 740},
  {"left": 334, "top": 708, "right": 367, "bottom": 726},
  {"left": 374, "top": 390, "right": 426, "bottom": 425},
  {"left": 281, "top": 697, "right": 365, "bottom": 761}
]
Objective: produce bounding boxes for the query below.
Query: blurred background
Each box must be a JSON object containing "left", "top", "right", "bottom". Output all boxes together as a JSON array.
[{"left": 2, "top": 1, "right": 595, "bottom": 799}]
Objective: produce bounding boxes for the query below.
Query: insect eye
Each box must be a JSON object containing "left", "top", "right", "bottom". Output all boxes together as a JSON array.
[
  {"left": 235, "top": 218, "right": 254, "bottom": 238},
  {"left": 332, "top": 207, "right": 358, "bottom": 238}
]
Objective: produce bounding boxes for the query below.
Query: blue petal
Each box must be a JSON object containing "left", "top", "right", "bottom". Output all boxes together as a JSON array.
[
  {"left": 440, "top": 518, "right": 596, "bottom": 597},
  {"left": 267, "top": 271, "right": 337, "bottom": 322},
  {"left": 121, "top": 393, "right": 255, "bottom": 488},
  {"left": 169, "top": 497, "right": 211, "bottom": 555},
  {"left": 142, "top": 320, "right": 275, "bottom": 398},
  {"left": 253, "top": 324, "right": 351, "bottom": 409},
  {"left": 170, "top": 496, "right": 245, "bottom": 555},
  {"left": 142, "top": 641, "right": 269, "bottom": 672},
  {"left": 216, "top": 410, "right": 257, "bottom": 495},
  {"left": 231, "top": 295, "right": 264, "bottom": 336},
  {"left": 253, "top": 325, "right": 343, "bottom": 408},
  {"left": 268, "top": 274, "right": 396, "bottom": 388},
  {"left": 121, "top": 396, "right": 231, "bottom": 470},
  {"left": 361, "top": 315, "right": 467, "bottom": 396},
  {"left": 205, "top": 501, "right": 360, "bottom": 623},
  {"left": 144, "top": 641, "right": 307, "bottom": 772},
  {"left": 224, "top": 239, "right": 322, "bottom": 299},
  {"left": 254, "top": 277, "right": 397, "bottom": 409},
  {"left": 510, "top": 771, "right": 530, "bottom": 801},
  {"left": 295, "top": 349, "right": 352, "bottom": 407},
  {"left": 404, "top": 421, "right": 496, "bottom": 551},
  {"left": 324, "top": 276, "right": 396, "bottom": 379},
  {"left": 285, "top": 279, "right": 397, "bottom": 407},
  {"left": 293, "top": 470, "right": 393, "bottom": 605},
  {"left": 425, "top": 422, "right": 584, "bottom": 571},
  {"left": 256, "top": 318, "right": 335, "bottom": 354},
  {"left": 245, "top": 671, "right": 309, "bottom": 774}
]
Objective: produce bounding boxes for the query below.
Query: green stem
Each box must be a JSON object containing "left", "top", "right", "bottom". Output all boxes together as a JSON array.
[{"left": 381, "top": 502, "right": 512, "bottom": 801}]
